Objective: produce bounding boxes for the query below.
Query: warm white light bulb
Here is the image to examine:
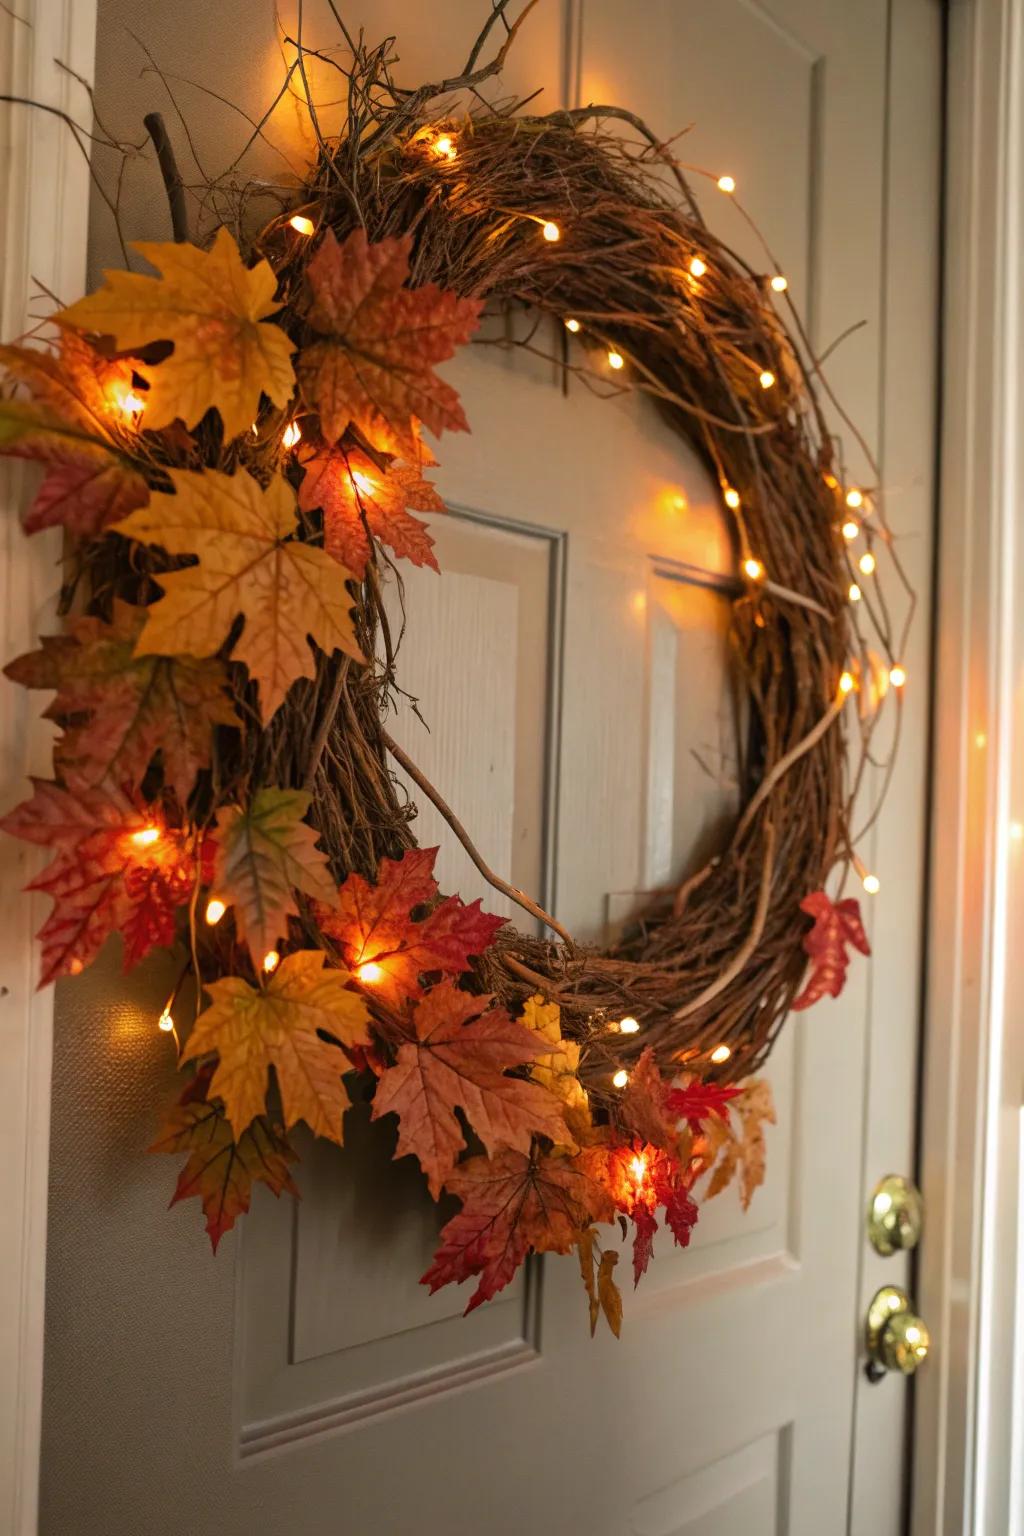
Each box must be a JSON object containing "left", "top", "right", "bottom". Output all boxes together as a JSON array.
[
  {"left": 358, "top": 961, "right": 385, "bottom": 984},
  {"left": 564, "top": 317, "right": 581, "bottom": 333},
  {"left": 889, "top": 664, "right": 907, "bottom": 689},
  {"left": 848, "top": 582, "right": 862, "bottom": 603},
  {"left": 839, "top": 670, "right": 856, "bottom": 695},
  {"left": 131, "top": 826, "right": 160, "bottom": 847},
  {"left": 689, "top": 255, "right": 707, "bottom": 278},
  {"left": 262, "top": 950, "right": 280, "bottom": 974},
  {"left": 842, "top": 520, "right": 860, "bottom": 541},
  {"left": 724, "top": 486, "right": 741, "bottom": 510},
  {"left": 205, "top": 898, "right": 226, "bottom": 926},
  {"left": 607, "top": 349, "right": 625, "bottom": 370},
  {"left": 743, "top": 557, "right": 765, "bottom": 581},
  {"left": 122, "top": 391, "right": 144, "bottom": 416},
  {"left": 710, "top": 1043, "right": 731, "bottom": 1065},
  {"left": 863, "top": 872, "right": 881, "bottom": 894},
  {"left": 717, "top": 174, "right": 736, "bottom": 193},
  {"left": 770, "top": 274, "right": 788, "bottom": 293},
  {"left": 759, "top": 370, "right": 776, "bottom": 389},
  {"left": 542, "top": 220, "right": 561, "bottom": 242},
  {"left": 282, "top": 421, "right": 302, "bottom": 449},
  {"left": 846, "top": 487, "right": 864, "bottom": 509},
  {"left": 289, "top": 214, "right": 315, "bottom": 236},
  {"left": 158, "top": 1008, "right": 174, "bottom": 1033},
  {"left": 433, "top": 135, "right": 455, "bottom": 159},
  {"left": 859, "top": 551, "right": 877, "bottom": 576},
  {"left": 612, "top": 1068, "right": 630, "bottom": 1089},
  {"left": 618, "top": 1016, "right": 640, "bottom": 1034}
]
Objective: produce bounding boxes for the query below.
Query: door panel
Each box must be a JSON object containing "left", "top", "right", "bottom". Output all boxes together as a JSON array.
[{"left": 38, "top": 3, "right": 939, "bottom": 1534}]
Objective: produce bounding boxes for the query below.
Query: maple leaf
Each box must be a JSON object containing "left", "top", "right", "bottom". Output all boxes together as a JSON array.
[
  {"left": 317, "top": 846, "right": 504, "bottom": 1007},
  {"left": 181, "top": 949, "right": 371, "bottom": 1141},
  {"left": 422, "top": 1142, "right": 617, "bottom": 1312},
  {"left": 601, "top": 1141, "right": 700, "bottom": 1284},
  {"left": 521, "top": 994, "right": 590, "bottom": 1119},
  {"left": 151, "top": 1066, "right": 299, "bottom": 1252},
  {"left": 371, "top": 979, "right": 571, "bottom": 1197},
  {"left": 298, "top": 442, "right": 444, "bottom": 577},
  {"left": 664, "top": 1076, "right": 742, "bottom": 1132},
  {"left": 0, "top": 780, "right": 204, "bottom": 984},
  {"left": 114, "top": 467, "right": 364, "bottom": 718},
  {"left": 0, "top": 336, "right": 150, "bottom": 534},
  {"left": 619, "top": 1045, "right": 678, "bottom": 1149},
  {"left": 791, "top": 890, "right": 871, "bottom": 1010},
  {"left": 297, "top": 229, "right": 481, "bottom": 456},
  {"left": 57, "top": 227, "right": 296, "bottom": 439},
  {"left": 213, "top": 788, "right": 338, "bottom": 966},
  {"left": 703, "top": 1078, "right": 776, "bottom": 1210},
  {"left": 576, "top": 1226, "right": 623, "bottom": 1339},
  {"left": 5, "top": 600, "right": 238, "bottom": 800}
]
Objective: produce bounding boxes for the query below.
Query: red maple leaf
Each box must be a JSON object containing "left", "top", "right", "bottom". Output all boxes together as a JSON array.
[
  {"left": 297, "top": 228, "right": 481, "bottom": 456},
  {"left": 371, "top": 979, "right": 571, "bottom": 1197},
  {"left": 151, "top": 1066, "right": 299, "bottom": 1253},
  {"left": 664, "top": 1078, "right": 742, "bottom": 1130},
  {"left": 421, "top": 1143, "right": 617, "bottom": 1312},
  {"left": 791, "top": 890, "right": 871, "bottom": 1011},
  {"left": 298, "top": 442, "right": 444, "bottom": 576},
  {"left": 0, "top": 779, "right": 208, "bottom": 984},
  {"left": 604, "top": 1142, "right": 701, "bottom": 1285},
  {"left": 317, "top": 846, "right": 505, "bottom": 1007}
]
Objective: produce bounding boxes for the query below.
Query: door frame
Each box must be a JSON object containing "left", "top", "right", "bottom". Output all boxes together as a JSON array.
[
  {"left": 914, "top": 0, "right": 1024, "bottom": 1531},
  {"left": 0, "top": 1, "right": 97, "bottom": 1531},
  {"left": 2, "top": 1, "right": 1020, "bottom": 1532}
]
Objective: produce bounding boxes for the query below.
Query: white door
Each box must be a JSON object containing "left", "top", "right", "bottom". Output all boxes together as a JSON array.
[{"left": 36, "top": 3, "right": 940, "bottom": 1534}]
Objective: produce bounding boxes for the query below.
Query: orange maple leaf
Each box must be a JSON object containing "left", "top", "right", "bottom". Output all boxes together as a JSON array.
[
  {"left": 115, "top": 467, "right": 364, "bottom": 718},
  {"left": 422, "top": 1143, "right": 617, "bottom": 1312},
  {"left": 298, "top": 442, "right": 444, "bottom": 576},
  {"left": 297, "top": 228, "right": 481, "bottom": 456},
  {"left": 57, "top": 227, "right": 296, "bottom": 439},
  {"left": 371, "top": 980, "right": 571, "bottom": 1197},
  {"left": 181, "top": 950, "right": 372, "bottom": 1142},
  {"left": 317, "top": 846, "right": 504, "bottom": 1006},
  {"left": 791, "top": 890, "right": 870, "bottom": 1010},
  {"left": 151, "top": 1066, "right": 299, "bottom": 1253}
]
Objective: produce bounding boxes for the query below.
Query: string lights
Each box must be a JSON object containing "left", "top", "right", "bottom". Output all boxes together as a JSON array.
[
  {"left": 262, "top": 950, "right": 280, "bottom": 974},
  {"left": 717, "top": 174, "right": 736, "bottom": 193},
  {"left": 710, "top": 1043, "right": 731, "bottom": 1065},
  {"left": 842, "top": 520, "right": 859, "bottom": 541},
  {"left": 689, "top": 255, "right": 707, "bottom": 277},
  {"left": 770, "top": 274, "right": 788, "bottom": 293},
  {"left": 611, "top": 1068, "right": 630, "bottom": 1089},
  {"left": 743, "top": 557, "right": 765, "bottom": 581},
  {"left": 848, "top": 583, "right": 862, "bottom": 603},
  {"left": 845, "top": 487, "right": 864, "bottom": 509},
  {"left": 618, "top": 1016, "right": 640, "bottom": 1034},
  {"left": 541, "top": 220, "right": 561, "bottom": 243},
  {"left": 759, "top": 369, "right": 775, "bottom": 390},
  {"left": 289, "top": 214, "right": 315, "bottom": 236},
  {"left": 358, "top": 961, "right": 385, "bottom": 984},
  {"left": 723, "top": 486, "right": 741, "bottom": 510},
  {"left": 282, "top": 421, "right": 302, "bottom": 449},
  {"left": 131, "top": 825, "right": 160, "bottom": 847},
  {"left": 204, "top": 897, "right": 226, "bottom": 925},
  {"left": 858, "top": 551, "right": 877, "bottom": 576},
  {"left": 889, "top": 665, "right": 907, "bottom": 689},
  {"left": 564, "top": 317, "right": 581, "bottom": 333},
  {"left": 607, "top": 349, "right": 625, "bottom": 370}
]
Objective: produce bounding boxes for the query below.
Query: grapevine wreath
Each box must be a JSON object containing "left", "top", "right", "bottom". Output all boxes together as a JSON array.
[{"left": 0, "top": 7, "right": 911, "bottom": 1333}]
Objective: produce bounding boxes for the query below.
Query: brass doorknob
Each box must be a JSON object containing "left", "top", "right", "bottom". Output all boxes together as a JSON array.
[
  {"left": 867, "top": 1174, "right": 924, "bottom": 1255},
  {"left": 865, "top": 1285, "right": 930, "bottom": 1381}
]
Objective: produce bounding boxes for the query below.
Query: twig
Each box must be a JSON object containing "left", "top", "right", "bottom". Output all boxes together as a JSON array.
[
  {"left": 383, "top": 730, "right": 574, "bottom": 946},
  {"left": 671, "top": 822, "right": 775, "bottom": 1023},
  {"left": 143, "top": 111, "right": 189, "bottom": 242},
  {"left": 734, "top": 698, "right": 844, "bottom": 845}
]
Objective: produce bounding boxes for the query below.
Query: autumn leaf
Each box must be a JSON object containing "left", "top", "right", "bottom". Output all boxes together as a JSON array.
[
  {"left": 318, "top": 846, "right": 504, "bottom": 1007},
  {"left": 577, "top": 1226, "right": 623, "bottom": 1339},
  {"left": 601, "top": 1142, "right": 700, "bottom": 1284},
  {"left": 5, "top": 600, "right": 238, "bottom": 800},
  {"left": 0, "top": 780, "right": 204, "bottom": 984},
  {"left": 151, "top": 1066, "right": 299, "bottom": 1252},
  {"left": 422, "top": 1142, "right": 617, "bottom": 1312},
  {"left": 297, "top": 228, "right": 481, "bottom": 456},
  {"left": 521, "top": 994, "right": 590, "bottom": 1119},
  {"left": 114, "top": 467, "right": 364, "bottom": 718},
  {"left": 213, "top": 788, "right": 338, "bottom": 966},
  {"left": 57, "top": 227, "right": 296, "bottom": 439},
  {"left": 703, "top": 1078, "right": 776, "bottom": 1210},
  {"left": 0, "top": 336, "right": 149, "bottom": 534},
  {"left": 664, "top": 1076, "right": 741, "bottom": 1132},
  {"left": 619, "top": 1045, "right": 676, "bottom": 1149},
  {"left": 298, "top": 442, "right": 444, "bottom": 577},
  {"left": 181, "top": 949, "right": 371, "bottom": 1141},
  {"left": 791, "top": 890, "right": 871, "bottom": 1010},
  {"left": 371, "top": 979, "right": 571, "bottom": 1197}
]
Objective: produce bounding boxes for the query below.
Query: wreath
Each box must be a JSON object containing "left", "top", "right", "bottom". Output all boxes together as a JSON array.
[{"left": 0, "top": 9, "right": 908, "bottom": 1333}]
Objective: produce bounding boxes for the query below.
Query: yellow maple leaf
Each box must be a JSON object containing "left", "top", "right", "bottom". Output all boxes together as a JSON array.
[
  {"left": 521, "top": 994, "right": 590, "bottom": 1117},
  {"left": 57, "top": 227, "right": 295, "bottom": 439},
  {"left": 181, "top": 950, "right": 371, "bottom": 1142},
  {"left": 115, "top": 467, "right": 364, "bottom": 718},
  {"left": 702, "top": 1077, "right": 776, "bottom": 1210}
]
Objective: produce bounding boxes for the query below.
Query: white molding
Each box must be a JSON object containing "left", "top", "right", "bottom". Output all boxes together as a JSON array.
[
  {"left": 0, "top": 3, "right": 97, "bottom": 1532},
  {"left": 914, "top": 1, "right": 1024, "bottom": 1531}
]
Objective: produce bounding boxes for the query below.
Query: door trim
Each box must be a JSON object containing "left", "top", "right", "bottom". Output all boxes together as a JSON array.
[
  {"left": 0, "top": 2, "right": 97, "bottom": 1530},
  {"left": 915, "top": 0, "right": 1024, "bottom": 1531}
]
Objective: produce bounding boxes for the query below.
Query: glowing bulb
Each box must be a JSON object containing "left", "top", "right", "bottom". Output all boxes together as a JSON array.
[
  {"left": 848, "top": 582, "right": 862, "bottom": 603},
  {"left": 710, "top": 1043, "right": 731, "bottom": 1065},
  {"left": 823, "top": 472, "right": 839, "bottom": 490},
  {"left": 842, "top": 520, "right": 860, "bottom": 541},
  {"left": 689, "top": 255, "right": 707, "bottom": 277},
  {"left": 262, "top": 949, "right": 280, "bottom": 973},
  {"left": 158, "top": 1008, "right": 174, "bottom": 1033},
  {"left": 759, "top": 370, "right": 776, "bottom": 389},
  {"left": 846, "top": 487, "right": 864, "bottom": 509},
  {"left": 743, "top": 557, "right": 765, "bottom": 581},
  {"left": 717, "top": 174, "right": 736, "bottom": 193},
  {"left": 619, "top": 1016, "right": 640, "bottom": 1034},
  {"left": 889, "top": 664, "right": 907, "bottom": 689},
  {"left": 839, "top": 670, "right": 856, "bottom": 695},
  {"left": 351, "top": 470, "right": 375, "bottom": 495},
  {"left": 282, "top": 421, "right": 302, "bottom": 449},
  {"left": 863, "top": 872, "right": 881, "bottom": 895},
  {"left": 433, "top": 135, "right": 455, "bottom": 159},
  {"left": 289, "top": 214, "right": 315, "bottom": 236},
  {"left": 630, "top": 1154, "right": 647, "bottom": 1183},
  {"left": 205, "top": 898, "right": 226, "bottom": 926},
  {"left": 724, "top": 486, "right": 741, "bottom": 509},
  {"left": 607, "top": 349, "right": 625, "bottom": 370},
  {"left": 770, "top": 274, "right": 788, "bottom": 293},
  {"left": 131, "top": 826, "right": 160, "bottom": 847},
  {"left": 358, "top": 961, "right": 385, "bottom": 984},
  {"left": 542, "top": 220, "right": 561, "bottom": 242},
  {"left": 69, "top": 958, "right": 83, "bottom": 976},
  {"left": 564, "top": 317, "right": 581, "bottom": 333},
  {"left": 122, "top": 391, "right": 144, "bottom": 416},
  {"left": 859, "top": 551, "right": 877, "bottom": 576},
  {"left": 612, "top": 1068, "right": 629, "bottom": 1089}
]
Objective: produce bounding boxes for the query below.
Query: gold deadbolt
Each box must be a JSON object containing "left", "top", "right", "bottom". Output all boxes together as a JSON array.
[
  {"left": 865, "top": 1286, "right": 930, "bottom": 1380},
  {"left": 867, "top": 1174, "right": 923, "bottom": 1256}
]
